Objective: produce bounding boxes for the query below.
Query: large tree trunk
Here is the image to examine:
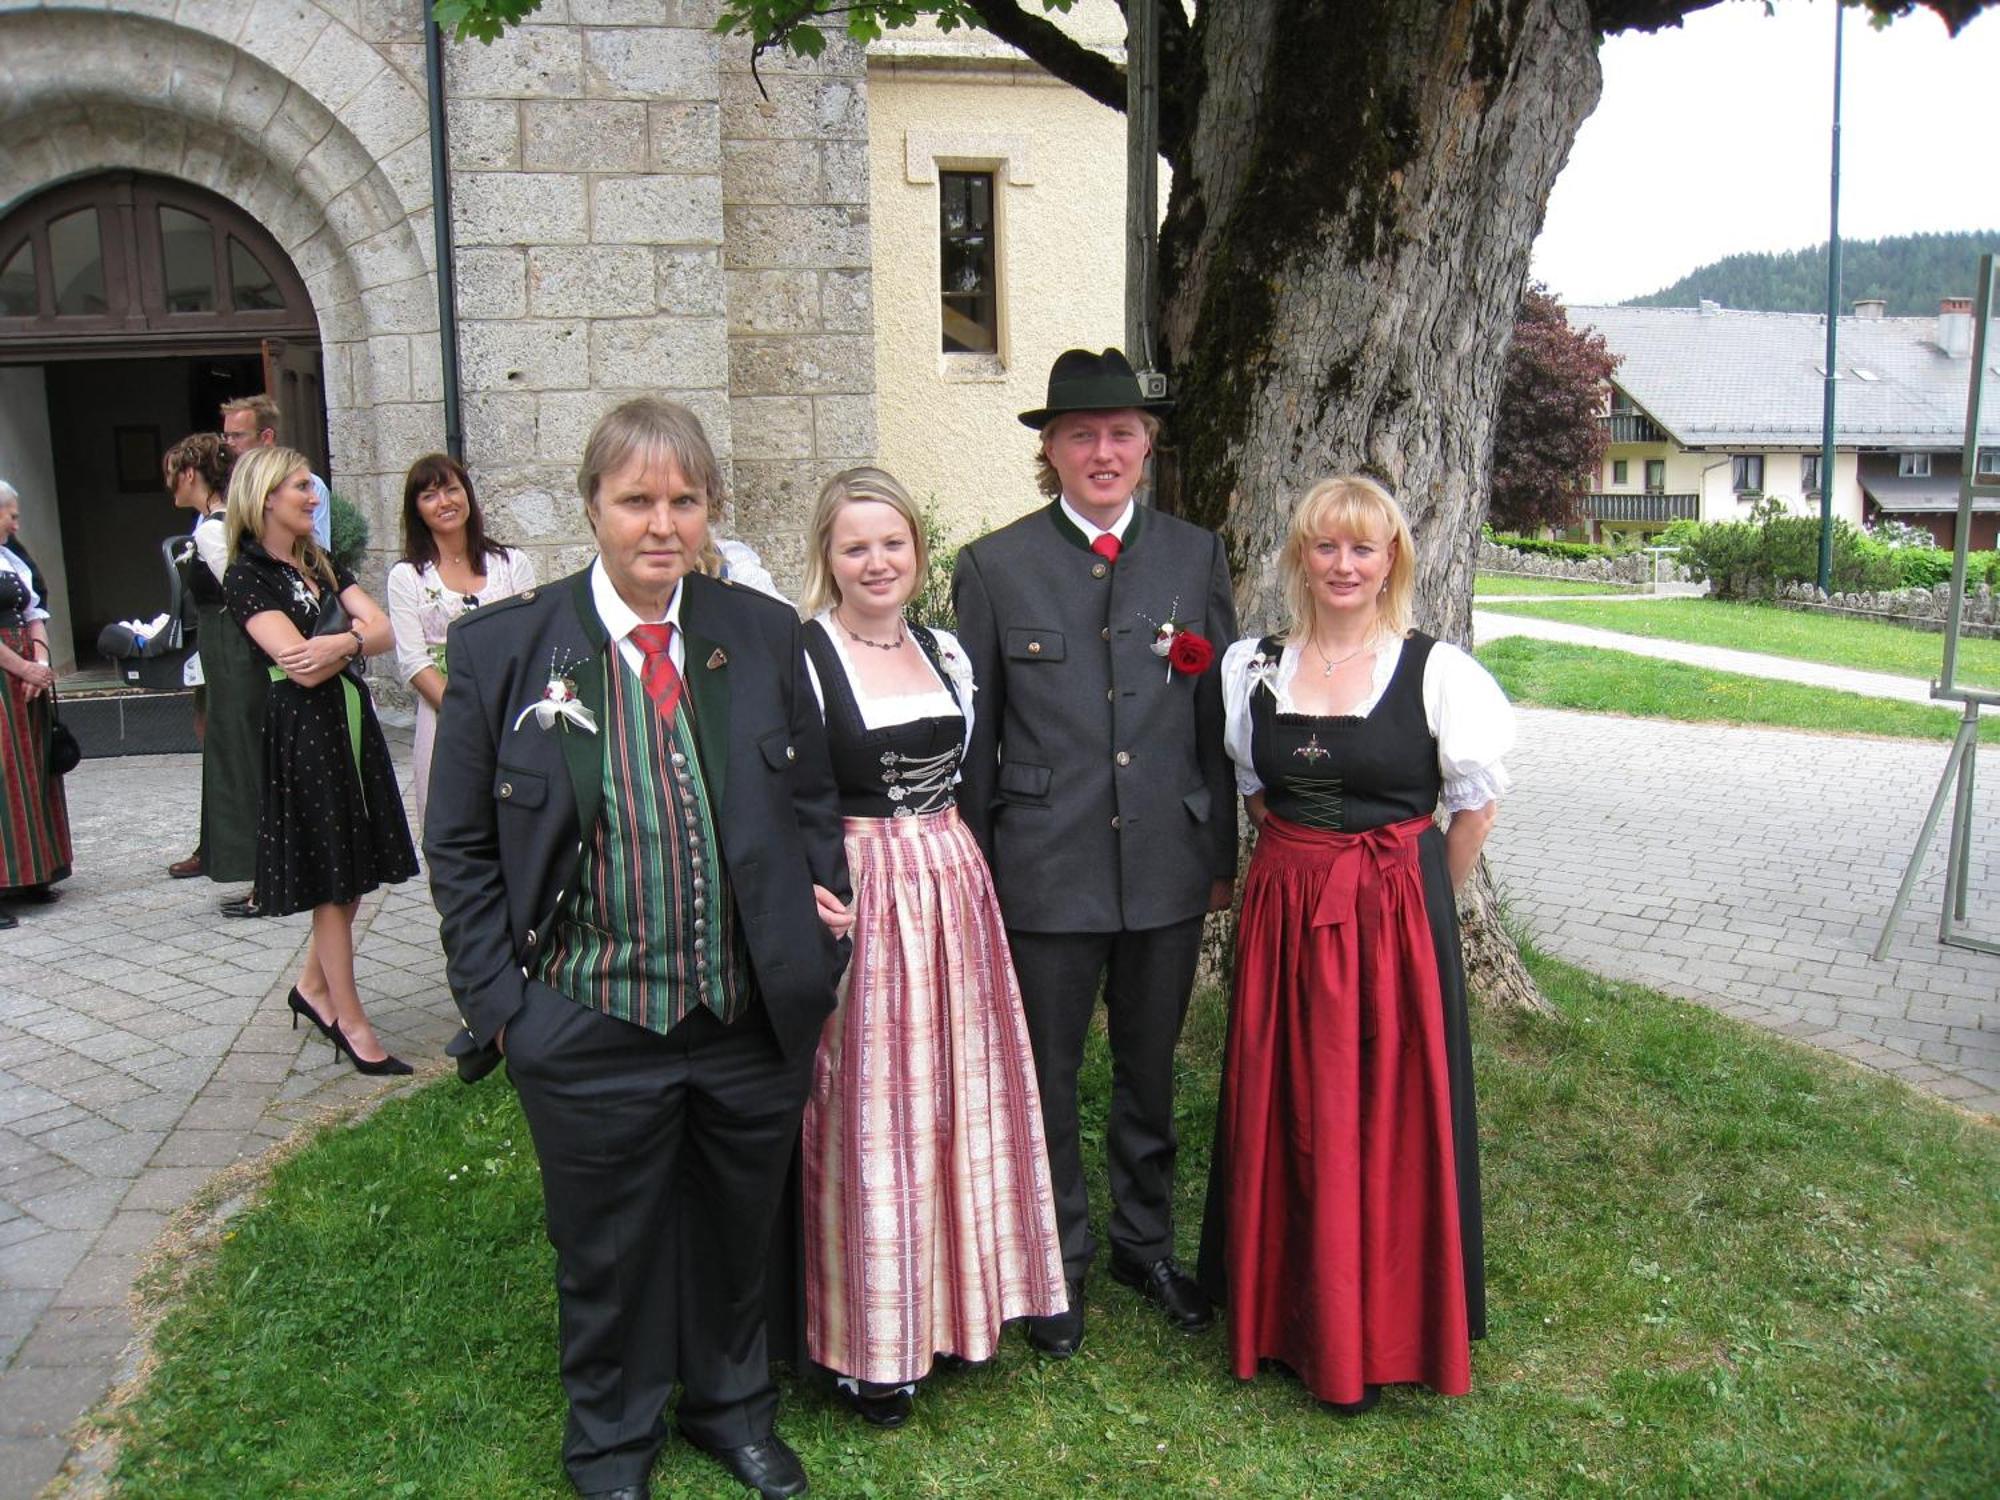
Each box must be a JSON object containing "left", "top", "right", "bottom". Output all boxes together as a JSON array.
[{"left": 1157, "top": 0, "right": 1595, "bottom": 1014}]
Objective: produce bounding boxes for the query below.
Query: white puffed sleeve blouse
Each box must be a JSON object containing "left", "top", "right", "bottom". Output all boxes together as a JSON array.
[{"left": 1220, "top": 633, "right": 1514, "bottom": 814}]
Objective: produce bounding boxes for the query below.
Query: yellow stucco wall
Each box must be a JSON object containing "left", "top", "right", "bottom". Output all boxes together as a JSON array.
[{"left": 868, "top": 23, "right": 1133, "bottom": 546}]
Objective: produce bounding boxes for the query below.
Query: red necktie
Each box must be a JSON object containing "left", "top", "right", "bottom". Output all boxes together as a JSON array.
[
  {"left": 628, "top": 622, "right": 684, "bottom": 724},
  {"left": 1090, "top": 533, "right": 1121, "bottom": 565}
]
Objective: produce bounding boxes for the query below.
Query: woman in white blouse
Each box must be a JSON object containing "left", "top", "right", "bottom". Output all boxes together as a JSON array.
[
  {"left": 0, "top": 481, "right": 69, "bottom": 928},
  {"left": 385, "top": 454, "right": 535, "bottom": 830},
  {"left": 795, "top": 467, "right": 1065, "bottom": 1429},
  {"left": 1195, "top": 474, "right": 1513, "bottom": 1416}
]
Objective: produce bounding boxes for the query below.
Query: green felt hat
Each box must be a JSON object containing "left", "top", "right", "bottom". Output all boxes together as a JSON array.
[{"left": 1018, "top": 347, "right": 1173, "bottom": 429}]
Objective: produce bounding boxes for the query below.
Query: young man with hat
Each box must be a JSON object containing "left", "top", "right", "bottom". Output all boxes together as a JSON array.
[{"left": 951, "top": 347, "right": 1238, "bottom": 1357}]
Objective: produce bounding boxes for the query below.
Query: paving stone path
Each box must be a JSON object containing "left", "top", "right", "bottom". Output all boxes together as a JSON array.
[
  {"left": 0, "top": 737, "right": 451, "bottom": 1499},
  {"left": 1485, "top": 710, "right": 1999, "bottom": 1116},
  {"left": 4, "top": 644, "right": 1998, "bottom": 1495}
]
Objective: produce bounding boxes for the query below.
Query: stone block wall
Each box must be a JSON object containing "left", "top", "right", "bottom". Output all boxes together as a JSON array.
[
  {"left": 443, "top": 3, "right": 733, "bottom": 577},
  {"left": 720, "top": 26, "right": 877, "bottom": 590}
]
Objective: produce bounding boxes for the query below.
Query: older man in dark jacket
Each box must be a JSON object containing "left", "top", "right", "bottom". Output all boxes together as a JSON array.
[{"left": 427, "top": 398, "right": 849, "bottom": 1500}]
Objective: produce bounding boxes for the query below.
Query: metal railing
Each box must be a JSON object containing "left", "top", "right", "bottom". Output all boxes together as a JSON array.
[
  {"left": 1579, "top": 492, "right": 1698, "bottom": 523},
  {"left": 1600, "top": 411, "right": 1668, "bottom": 444}
]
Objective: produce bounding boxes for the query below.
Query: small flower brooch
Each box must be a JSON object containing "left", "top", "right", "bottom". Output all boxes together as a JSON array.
[{"left": 512, "top": 652, "right": 597, "bottom": 734}]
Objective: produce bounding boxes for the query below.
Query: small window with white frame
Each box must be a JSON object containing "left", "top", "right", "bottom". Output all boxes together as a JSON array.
[
  {"left": 1732, "top": 454, "right": 1764, "bottom": 493},
  {"left": 1644, "top": 459, "right": 1666, "bottom": 493},
  {"left": 1898, "top": 452, "right": 1932, "bottom": 478},
  {"left": 1801, "top": 453, "right": 1821, "bottom": 495},
  {"left": 1611, "top": 458, "right": 1628, "bottom": 486},
  {"left": 1978, "top": 446, "right": 1999, "bottom": 479}
]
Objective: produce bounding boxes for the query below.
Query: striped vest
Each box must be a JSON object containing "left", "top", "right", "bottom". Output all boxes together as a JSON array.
[{"left": 532, "top": 650, "right": 748, "bottom": 1031}]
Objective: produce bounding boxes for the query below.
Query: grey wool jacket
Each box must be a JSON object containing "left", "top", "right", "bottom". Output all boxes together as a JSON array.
[{"left": 952, "top": 499, "right": 1238, "bottom": 933}]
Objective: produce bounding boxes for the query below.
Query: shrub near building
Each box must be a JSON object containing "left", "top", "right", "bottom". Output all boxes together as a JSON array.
[{"left": 1662, "top": 504, "right": 2000, "bottom": 600}]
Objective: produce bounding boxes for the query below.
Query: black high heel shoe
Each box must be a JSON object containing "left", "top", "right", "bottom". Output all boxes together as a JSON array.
[
  {"left": 287, "top": 987, "right": 336, "bottom": 1044},
  {"left": 328, "top": 1019, "right": 413, "bottom": 1077}
]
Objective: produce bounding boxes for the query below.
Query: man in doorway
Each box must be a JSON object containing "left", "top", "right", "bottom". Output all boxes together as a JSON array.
[
  {"left": 951, "top": 347, "right": 1238, "bottom": 1358},
  {"left": 220, "top": 394, "right": 331, "bottom": 552},
  {"left": 206, "top": 394, "right": 330, "bottom": 911}
]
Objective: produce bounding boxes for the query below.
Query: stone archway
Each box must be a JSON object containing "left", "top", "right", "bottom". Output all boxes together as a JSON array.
[{"left": 0, "top": 2, "right": 447, "bottom": 544}]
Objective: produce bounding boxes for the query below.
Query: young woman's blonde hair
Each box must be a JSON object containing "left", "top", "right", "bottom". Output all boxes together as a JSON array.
[
  {"left": 1277, "top": 474, "right": 1417, "bottom": 642},
  {"left": 576, "top": 396, "right": 725, "bottom": 578},
  {"left": 1032, "top": 409, "right": 1162, "bottom": 499},
  {"left": 225, "top": 444, "right": 337, "bottom": 588},
  {"left": 797, "top": 466, "right": 928, "bottom": 619}
]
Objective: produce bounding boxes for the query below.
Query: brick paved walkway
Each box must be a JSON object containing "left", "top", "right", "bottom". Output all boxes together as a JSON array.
[
  {"left": 1486, "top": 706, "right": 2000, "bottom": 1114},
  {"left": 0, "top": 738, "right": 448, "bottom": 1498}
]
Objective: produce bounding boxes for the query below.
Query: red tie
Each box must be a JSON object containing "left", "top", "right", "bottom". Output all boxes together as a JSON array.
[
  {"left": 1090, "top": 533, "right": 1121, "bottom": 565},
  {"left": 628, "top": 622, "right": 684, "bottom": 724}
]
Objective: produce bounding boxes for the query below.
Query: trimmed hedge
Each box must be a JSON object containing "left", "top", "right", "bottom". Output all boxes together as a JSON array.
[{"left": 1661, "top": 508, "right": 2000, "bottom": 599}]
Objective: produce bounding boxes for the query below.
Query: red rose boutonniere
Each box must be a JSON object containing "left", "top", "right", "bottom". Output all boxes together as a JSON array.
[{"left": 1168, "top": 630, "right": 1214, "bottom": 676}]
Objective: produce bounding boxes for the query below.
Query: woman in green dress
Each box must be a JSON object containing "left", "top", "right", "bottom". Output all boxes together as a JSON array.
[{"left": 167, "top": 434, "right": 263, "bottom": 899}]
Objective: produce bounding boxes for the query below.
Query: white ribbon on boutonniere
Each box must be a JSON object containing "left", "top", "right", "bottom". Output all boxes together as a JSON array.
[
  {"left": 512, "top": 660, "right": 597, "bottom": 735},
  {"left": 935, "top": 639, "right": 976, "bottom": 701},
  {"left": 1244, "top": 649, "right": 1279, "bottom": 694}
]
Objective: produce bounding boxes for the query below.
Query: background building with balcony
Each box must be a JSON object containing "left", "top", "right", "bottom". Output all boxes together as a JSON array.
[{"left": 1565, "top": 298, "right": 1998, "bottom": 549}]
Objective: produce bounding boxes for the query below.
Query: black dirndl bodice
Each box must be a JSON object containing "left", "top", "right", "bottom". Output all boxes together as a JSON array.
[
  {"left": 1249, "top": 631, "right": 1441, "bottom": 831},
  {"left": 804, "top": 621, "right": 965, "bottom": 819}
]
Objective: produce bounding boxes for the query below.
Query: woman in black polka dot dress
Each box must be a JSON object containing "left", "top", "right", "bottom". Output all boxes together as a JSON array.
[{"left": 223, "top": 446, "right": 418, "bottom": 1074}]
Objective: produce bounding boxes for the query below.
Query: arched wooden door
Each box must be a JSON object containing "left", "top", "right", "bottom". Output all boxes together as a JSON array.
[{"left": 0, "top": 172, "right": 328, "bottom": 667}]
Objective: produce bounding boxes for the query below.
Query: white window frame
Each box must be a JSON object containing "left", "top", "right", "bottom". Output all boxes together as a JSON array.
[{"left": 1898, "top": 452, "right": 1932, "bottom": 478}]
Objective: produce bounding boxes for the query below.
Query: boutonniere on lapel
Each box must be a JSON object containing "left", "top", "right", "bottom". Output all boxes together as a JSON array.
[
  {"left": 936, "top": 639, "right": 976, "bottom": 698},
  {"left": 1139, "top": 599, "right": 1215, "bottom": 682},
  {"left": 1244, "top": 648, "right": 1279, "bottom": 695},
  {"left": 512, "top": 650, "right": 597, "bottom": 735}
]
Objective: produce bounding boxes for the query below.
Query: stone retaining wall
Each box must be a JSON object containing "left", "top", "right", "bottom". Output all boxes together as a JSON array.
[
  {"left": 1773, "top": 580, "right": 2000, "bottom": 639},
  {"left": 1477, "top": 539, "right": 1687, "bottom": 585}
]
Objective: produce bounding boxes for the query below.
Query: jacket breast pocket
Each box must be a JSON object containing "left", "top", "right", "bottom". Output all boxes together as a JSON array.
[
  {"left": 1005, "top": 628, "right": 1065, "bottom": 663},
  {"left": 996, "top": 760, "right": 1052, "bottom": 808},
  {"left": 759, "top": 729, "right": 799, "bottom": 772},
  {"left": 1182, "top": 786, "right": 1212, "bottom": 824},
  {"left": 494, "top": 766, "right": 547, "bottom": 810}
]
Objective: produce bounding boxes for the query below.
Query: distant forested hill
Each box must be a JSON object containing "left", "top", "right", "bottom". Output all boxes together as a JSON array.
[{"left": 1626, "top": 231, "right": 1998, "bottom": 315}]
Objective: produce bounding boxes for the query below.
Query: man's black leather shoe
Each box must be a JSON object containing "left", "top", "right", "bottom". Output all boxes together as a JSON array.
[
  {"left": 681, "top": 1432, "right": 808, "bottom": 1498},
  {"left": 578, "top": 1486, "right": 649, "bottom": 1500},
  {"left": 1026, "top": 1276, "right": 1085, "bottom": 1357},
  {"left": 1110, "top": 1254, "right": 1213, "bottom": 1333}
]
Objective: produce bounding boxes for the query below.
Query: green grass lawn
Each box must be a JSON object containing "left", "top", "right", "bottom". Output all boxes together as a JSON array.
[
  {"left": 1473, "top": 574, "right": 1638, "bottom": 598},
  {"left": 1476, "top": 597, "right": 2000, "bottom": 689},
  {"left": 1477, "top": 637, "right": 2000, "bottom": 744},
  {"left": 108, "top": 950, "right": 2000, "bottom": 1498}
]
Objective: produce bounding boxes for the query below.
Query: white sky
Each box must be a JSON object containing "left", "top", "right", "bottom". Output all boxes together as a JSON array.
[{"left": 1531, "top": 0, "right": 2000, "bottom": 307}]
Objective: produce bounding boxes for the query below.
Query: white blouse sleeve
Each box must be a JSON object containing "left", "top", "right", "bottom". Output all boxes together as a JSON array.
[
  {"left": 926, "top": 624, "right": 977, "bottom": 767},
  {"left": 1220, "top": 636, "right": 1266, "bottom": 797},
  {"left": 193, "top": 515, "right": 230, "bottom": 584},
  {"left": 385, "top": 562, "right": 433, "bottom": 687},
  {"left": 502, "top": 548, "right": 538, "bottom": 596},
  {"left": 1422, "top": 640, "right": 1515, "bottom": 813}
]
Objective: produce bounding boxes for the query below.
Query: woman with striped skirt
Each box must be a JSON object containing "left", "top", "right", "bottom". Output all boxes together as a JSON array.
[
  {"left": 0, "top": 482, "right": 70, "bottom": 928},
  {"left": 797, "top": 467, "right": 1066, "bottom": 1428}
]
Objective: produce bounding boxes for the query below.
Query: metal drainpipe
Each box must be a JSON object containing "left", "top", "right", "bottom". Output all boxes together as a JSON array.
[{"left": 424, "top": 14, "right": 465, "bottom": 462}]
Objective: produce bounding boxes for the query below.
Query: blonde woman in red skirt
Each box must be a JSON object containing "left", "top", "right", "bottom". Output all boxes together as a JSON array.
[
  {"left": 797, "top": 467, "right": 1066, "bottom": 1429},
  {"left": 1197, "top": 475, "right": 1513, "bottom": 1412}
]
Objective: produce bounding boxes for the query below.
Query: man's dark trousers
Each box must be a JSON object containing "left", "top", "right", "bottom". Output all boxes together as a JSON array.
[{"left": 505, "top": 980, "right": 812, "bottom": 1490}]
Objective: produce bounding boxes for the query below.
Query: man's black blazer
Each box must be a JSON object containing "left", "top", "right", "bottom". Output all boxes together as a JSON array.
[{"left": 424, "top": 566, "right": 850, "bottom": 1063}]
